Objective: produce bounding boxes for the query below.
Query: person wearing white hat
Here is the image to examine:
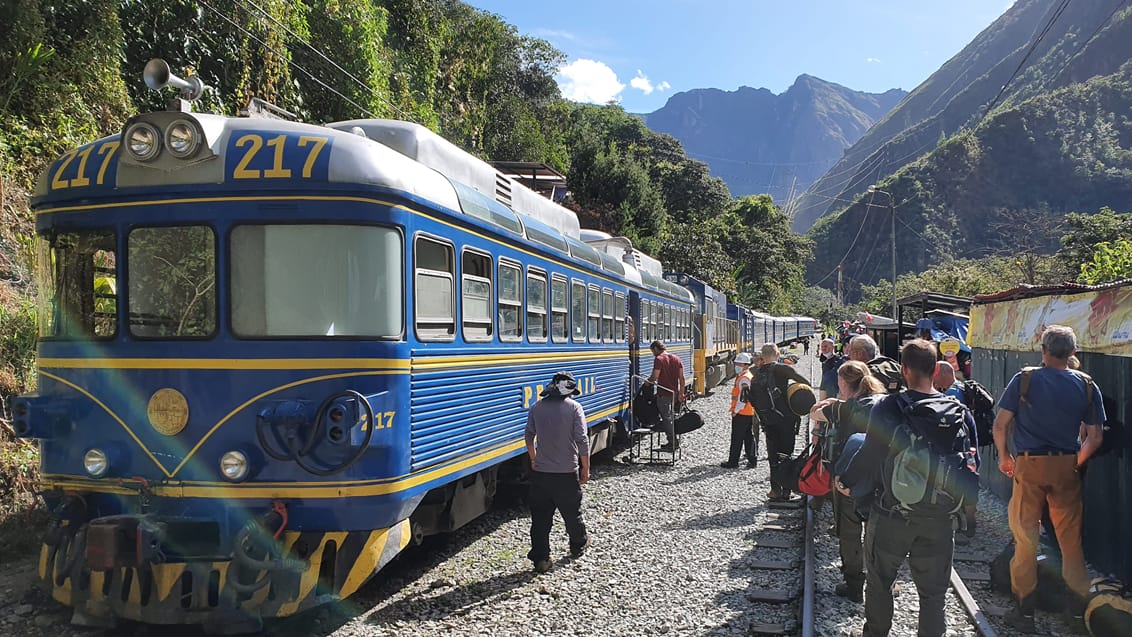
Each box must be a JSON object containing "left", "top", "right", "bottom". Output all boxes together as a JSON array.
[{"left": 722, "top": 352, "right": 757, "bottom": 468}]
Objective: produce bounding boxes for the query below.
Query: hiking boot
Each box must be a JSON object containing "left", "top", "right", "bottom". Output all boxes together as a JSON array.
[
  {"left": 835, "top": 582, "right": 863, "bottom": 603},
  {"left": 767, "top": 486, "right": 784, "bottom": 500},
  {"left": 533, "top": 559, "right": 552, "bottom": 574},
  {"left": 720, "top": 461, "right": 739, "bottom": 468},
  {"left": 659, "top": 440, "right": 679, "bottom": 451},
  {"left": 1005, "top": 599, "right": 1037, "bottom": 634},
  {"left": 570, "top": 537, "right": 591, "bottom": 558},
  {"left": 746, "top": 460, "right": 758, "bottom": 468}
]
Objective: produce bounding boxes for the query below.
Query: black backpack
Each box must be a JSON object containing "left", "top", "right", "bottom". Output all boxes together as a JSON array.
[
  {"left": 751, "top": 364, "right": 789, "bottom": 425},
  {"left": 881, "top": 393, "right": 978, "bottom": 516},
  {"left": 868, "top": 357, "right": 905, "bottom": 394},
  {"left": 961, "top": 379, "right": 996, "bottom": 447}
]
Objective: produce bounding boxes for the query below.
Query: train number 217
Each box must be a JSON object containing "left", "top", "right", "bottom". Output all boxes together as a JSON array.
[{"left": 229, "top": 133, "right": 330, "bottom": 180}]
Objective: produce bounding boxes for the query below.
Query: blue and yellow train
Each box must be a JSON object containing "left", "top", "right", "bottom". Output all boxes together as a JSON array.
[{"left": 12, "top": 63, "right": 812, "bottom": 630}]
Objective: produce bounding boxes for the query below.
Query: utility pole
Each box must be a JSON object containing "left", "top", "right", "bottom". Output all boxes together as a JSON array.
[
  {"left": 836, "top": 264, "right": 844, "bottom": 306},
  {"left": 867, "top": 184, "right": 898, "bottom": 333}
]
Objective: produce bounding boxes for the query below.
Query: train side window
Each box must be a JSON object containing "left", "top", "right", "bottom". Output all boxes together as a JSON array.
[
  {"left": 614, "top": 292, "right": 625, "bottom": 343},
  {"left": 570, "top": 280, "right": 586, "bottom": 342},
  {"left": 462, "top": 250, "right": 493, "bottom": 341},
  {"left": 498, "top": 261, "right": 522, "bottom": 342},
  {"left": 587, "top": 284, "right": 600, "bottom": 343},
  {"left": 41, "top": 230, "right": 118, "bottom": 339},
  {"left": 601, "top": 288, "right": 613, "bottom": 343},
  {"left": 414, "top": 236, "right": 455, "bottom": 341},
  {"left": 647, "top": 300, "right": 656, "bottom": 343},
  {"left": 526, "top": 270, "right": 548, "bottom": 343},
  {"left": 664, "top": 304, "right": 673, "bottom": 341},
  {"left": 551, "top": 275, "right": 568, "bottom": 343},
  {"left": 129, "top": 225, "right": 216, "bottom": 338}
]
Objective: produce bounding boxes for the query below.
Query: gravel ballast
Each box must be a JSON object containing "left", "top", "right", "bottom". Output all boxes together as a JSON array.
[{"left": 0, "top": 346, "right": 1080, "bottom": 636}]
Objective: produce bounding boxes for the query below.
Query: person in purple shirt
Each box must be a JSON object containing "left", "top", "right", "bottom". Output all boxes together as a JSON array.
[{"left": 524, "top": 371, "right": 591, "bottom": 573}]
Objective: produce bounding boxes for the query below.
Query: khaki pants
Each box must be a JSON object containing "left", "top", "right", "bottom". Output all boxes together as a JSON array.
[{"left": 1008, "top": 454, "right": 1089, "bottom": 599}]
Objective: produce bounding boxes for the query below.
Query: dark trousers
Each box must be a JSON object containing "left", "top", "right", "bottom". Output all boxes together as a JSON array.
[
  {"left": 727, "top": 414, "right": 755, "bottom": 464},
  {"left": 528, "top": 471, "right": 588, "bottom": 562},
  {"left": 862, "top": 509, "right": 954, "bottom": 637},
  {"left": 762, "top": 418, "right": 797, "bottom": 470},
  {"left": 833, "top": 490, "right": 865, "bottom": 588}
]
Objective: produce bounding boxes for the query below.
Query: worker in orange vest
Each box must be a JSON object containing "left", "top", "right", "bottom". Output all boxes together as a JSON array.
[{"left": 722, "top": 352, "right": 757, "bottom": 468}]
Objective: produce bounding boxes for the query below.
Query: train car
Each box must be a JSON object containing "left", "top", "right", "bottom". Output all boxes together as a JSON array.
[
  {"left": 726, "top": 302, "right": 757, "bottom": 356},
  {"left": 662, "top": 273, "right": 729, "bottom": 395},
  {"left": 750, "top": 311, "right": 772, "bottom": 347},
  {"left": 11, "top": 63, "right": 698, "bottom": 630},
  {"left": 797, "top": 316, "right": 819, "bottom": 339}
]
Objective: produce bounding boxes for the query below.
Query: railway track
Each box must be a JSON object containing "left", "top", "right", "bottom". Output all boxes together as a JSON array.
[{"left": 744, "top": 492, "right": 999, "bottom": 637}]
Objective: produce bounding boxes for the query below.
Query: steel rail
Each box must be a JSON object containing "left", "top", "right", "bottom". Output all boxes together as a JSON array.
[
  {"left": 801, "top": 495, "right": 816, "bottom": 637},
  {"left": 950, "top": 568, "right": 998, "bottom": 637}
]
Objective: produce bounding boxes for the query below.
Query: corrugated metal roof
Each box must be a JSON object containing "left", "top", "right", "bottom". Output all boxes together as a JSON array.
[{"left": 972, "top": 278, "right": 1132, "bottom": 304}]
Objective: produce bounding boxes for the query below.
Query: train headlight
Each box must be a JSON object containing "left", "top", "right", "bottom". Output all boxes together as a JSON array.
[
  {"left": 125, "top": 122, "right": 161, "bottom": 161},
  {"left": 165, "top": 120, "right": 200, "bottom": 158},
  {"left": 83, "top": 448, "right": 109, "bottom": 478},
  {"left": 220, "top": 450, "right": 249, "bottom": 482}
]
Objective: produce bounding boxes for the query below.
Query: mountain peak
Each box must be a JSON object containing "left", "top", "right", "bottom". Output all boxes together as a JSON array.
[{"left": 641, "top": 79, "right": 907, "bottom": 204}]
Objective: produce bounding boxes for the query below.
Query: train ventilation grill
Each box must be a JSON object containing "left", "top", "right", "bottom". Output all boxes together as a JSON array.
[{"left": 495, "top": 173, "right": 513, "bottom": 208}]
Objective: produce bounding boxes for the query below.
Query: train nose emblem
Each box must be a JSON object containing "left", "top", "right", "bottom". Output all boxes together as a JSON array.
[{"left": 147, "top": 388, "right": 189, "bottom": 435}]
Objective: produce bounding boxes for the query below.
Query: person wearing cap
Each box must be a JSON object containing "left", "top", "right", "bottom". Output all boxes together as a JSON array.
[
  {"left": 721, "top": 352, "right": 757, "bottom": 469},
  {"left": 647, "top": 340, "right": 686, "bottom": 451},
  {"left": 751, "top": 343, "right": 812, "bottom": 500},
  {"left": 524, "top": 371, "right": 591, "bottom": 573}
]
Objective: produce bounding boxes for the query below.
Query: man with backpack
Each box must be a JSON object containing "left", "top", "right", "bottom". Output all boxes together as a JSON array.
[
  {"left": 846, "top": 335, "right": 904, "bottom": 394},
  {"left": 994, "top": 325, "right": 1105, "bottom": 634},
  {"left": 752, "top": 342, "right": 812, "bottom": 500},
  {"left": 839, "top": 339, "right": 979, "bottom": 637}
]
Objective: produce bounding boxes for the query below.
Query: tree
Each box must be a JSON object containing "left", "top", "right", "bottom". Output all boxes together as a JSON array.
[
  {"left": 1078, "top": 239, "right": 1132, "bottom": 284},
  {"left": 1058, "top": 207, "right": 1132, "bottom": 276}
]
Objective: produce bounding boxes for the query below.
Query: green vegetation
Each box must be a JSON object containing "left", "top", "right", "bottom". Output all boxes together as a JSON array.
[
  {"left": 0, "top": 1, "right": 815, "bottom": 523},
  {"left": 808, "top": 65, "right": 1132, "bottom": 301}
]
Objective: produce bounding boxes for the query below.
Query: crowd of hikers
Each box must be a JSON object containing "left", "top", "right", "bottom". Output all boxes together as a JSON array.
[
  {"left": 524, "top": 323, "right": 1117, "bottom": 636},
  {"left": 805, "top": 325, "right": 1107, "bottom": 637}
]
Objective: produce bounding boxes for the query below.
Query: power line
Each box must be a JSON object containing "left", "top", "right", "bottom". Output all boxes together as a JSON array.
[
  {"left": 231, "top": 0, "right": 417, "bottom": 123},
  {"left": 1049, "top": 0, "right": 1129, "bottom": 83},
  {"left": 196, "top": 0, "right": 380, "bottom": 119},
  {"left": 977, "top": 0, "right": 1072, "bottom": 126},
  {"left": 810, "top": 190, "right": 876, "bottom": 286}
]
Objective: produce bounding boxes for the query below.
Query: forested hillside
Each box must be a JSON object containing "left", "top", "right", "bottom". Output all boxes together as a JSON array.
[
  {"left": 803, "top": 0, "right": 1132, "bottom": 302},
  {"left": 643, "top": 76, "right": 905, "bottom": 205},
  {"left": 0, "top": 0, "right": 813, "bottom": 408},
  {"left": 796, "top": 0, "right": 1132, "bottom": 232}
]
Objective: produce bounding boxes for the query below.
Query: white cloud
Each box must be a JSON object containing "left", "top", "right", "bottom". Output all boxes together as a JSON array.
[
  {"left": 628, "top": 70, "right": 671, "bottom": 95},
  {"left": 630, "top": 70, "right": 654, "bottom": 94},
  {"left": 557, "top": 59, "right": 625, "bottom": 103},
  {"left": 866, "top": 57, "right": 881, "bottom": 63}
]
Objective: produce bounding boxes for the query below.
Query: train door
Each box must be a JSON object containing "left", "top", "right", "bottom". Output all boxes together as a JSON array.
[{"left": 628, "top": 290, "right": 644, "bottom": 410}]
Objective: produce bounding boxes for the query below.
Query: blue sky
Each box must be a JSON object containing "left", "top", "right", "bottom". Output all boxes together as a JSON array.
[{"left": 469, "top": 1, "right": 1017, "bottom": 113}]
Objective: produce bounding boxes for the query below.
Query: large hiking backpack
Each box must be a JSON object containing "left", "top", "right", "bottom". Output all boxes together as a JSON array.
[
  {"left": 961, "top": 379, "right": 996, "bottom": 447},
  {"left": 868, "top": 357, "right": 905, "bottom": 394},
  {"left": 751, "top": 364, "right": 789, "bottom": 426},
  {"left": 882, "top": 394, "right": 978, "bottom": 516}
]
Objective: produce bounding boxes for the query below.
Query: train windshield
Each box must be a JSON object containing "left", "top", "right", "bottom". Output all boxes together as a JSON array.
[
  {"left": 38, "top": 229, "right": 118, "bottom": 339},
  {"left": 128, "top": 226, "right": 217, "bottom": 338},
  {"left": 231, "top": 224, "right": 403, "bottom": 338}
]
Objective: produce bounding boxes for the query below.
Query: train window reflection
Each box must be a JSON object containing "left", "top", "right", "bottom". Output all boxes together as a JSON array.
[
  {"left": 462, "top": 250, "right": 493, "bottom": 342},
  {"left": 231, "top": 224, "right": 402, "bottom": 338},
  {"left": 499, "top": 261, "right": 522, "bottom": 342},
  {"left": 526, "top": 270, "right": 547, "bottom": 342},
  {"left": 40, "top": 230, "right": 117, "bottom": 339},
  {"left": 614, "top": 292, "right": 625, "bottom": 343},
  {"left": 601, "top": 289, "right": 613, "bottom": 343},
  {"left": 551, "top": 275, "right": 568, "bottom": 343},
  {"left": 587, "top": 285, "right": 600, "bottom": 342},
  {"left": 129, "top": 226, "right": 216, "bottom": 338},
  {"left": 570, "top": 281, "right": 586, "bottom": 342},
  {"left": 414, "top": 236, "right": 454, "bottom": 341}
]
